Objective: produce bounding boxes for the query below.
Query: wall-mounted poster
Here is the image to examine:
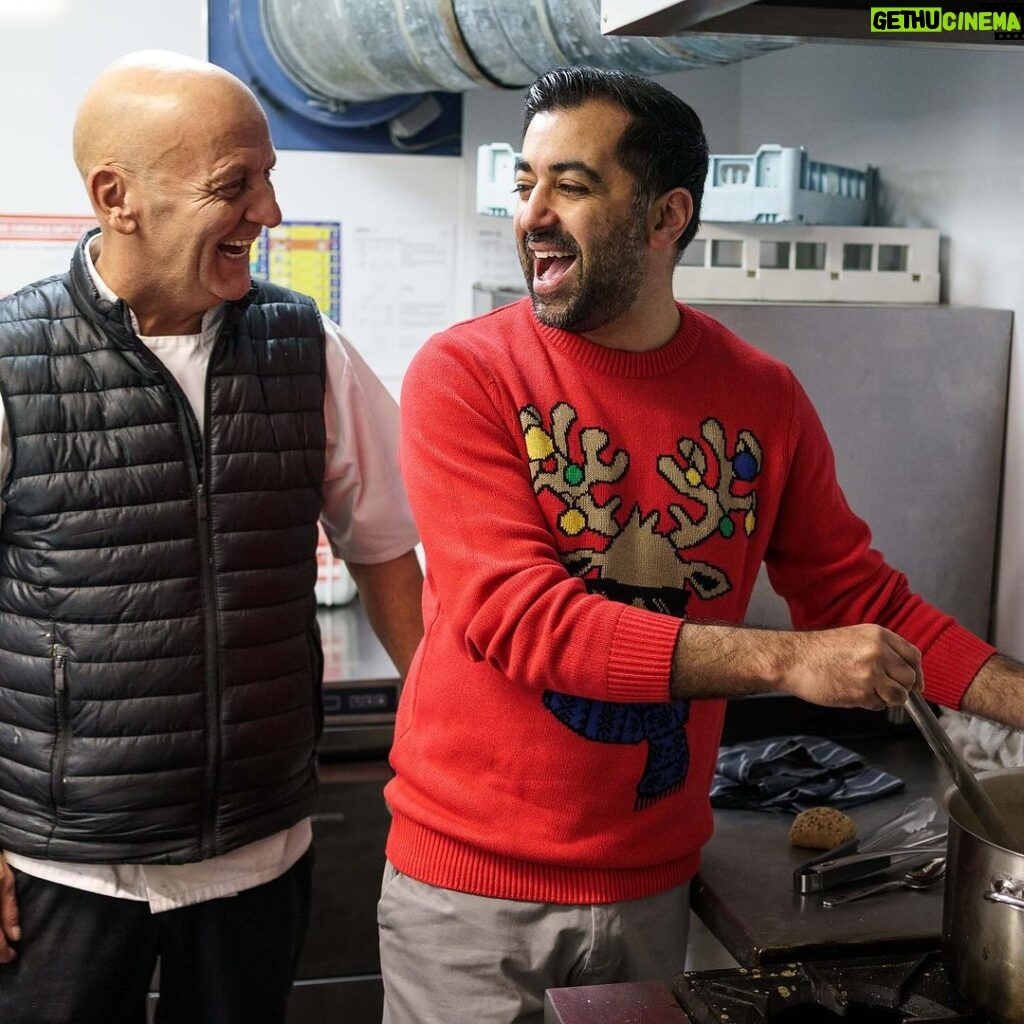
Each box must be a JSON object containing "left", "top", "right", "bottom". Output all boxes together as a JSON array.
[
  {"left": 0, "top": 214, "right": 97, "bottom": 297},
  {"left": 250, "top": 221, "right": 342, "bottom": 324}
]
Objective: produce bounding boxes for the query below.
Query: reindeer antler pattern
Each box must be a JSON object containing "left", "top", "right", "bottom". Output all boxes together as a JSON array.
[
  {"left": 520, "top": 403, "right": 628, "bottom": 538},
  {"left": 659, "top": 418, "right": 763, "bottom": 550}
]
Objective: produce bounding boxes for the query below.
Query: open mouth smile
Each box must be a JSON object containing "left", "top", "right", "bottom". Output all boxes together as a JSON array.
[
  {"left": 531, "top": 246, "right": 578, "bottom": 294},
  {"left": 217, "top": 238, "right": 256, "bottom": 260}
]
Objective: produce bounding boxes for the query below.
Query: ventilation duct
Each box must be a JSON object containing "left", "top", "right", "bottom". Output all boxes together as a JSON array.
[{"left": 259, "top": 0, "right": 794, "bottom": 104}]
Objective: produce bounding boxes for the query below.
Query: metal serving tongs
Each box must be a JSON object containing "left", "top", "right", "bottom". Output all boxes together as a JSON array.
[
  {"left": 794, "top": 796, "right": 938, "bottom": 893},
  {"left": 807, "top": 825, "right": 947, "bottom": 874}
]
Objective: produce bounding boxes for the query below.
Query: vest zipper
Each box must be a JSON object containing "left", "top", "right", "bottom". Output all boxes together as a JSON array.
[
  {"left": 163, "top": 381, "right": 219, "bottom": 859},
  {"left": 122, "top": 322, "right": 223, "bottom": 859},
  {"left": 51, "top": 644, "right": 71, "bottom": 808},
  {"left": 195, "top": 472, "right": 221, "bottom": 859},
  {"left": 196, "top": 332, "right": 230, "bottom": 860}
]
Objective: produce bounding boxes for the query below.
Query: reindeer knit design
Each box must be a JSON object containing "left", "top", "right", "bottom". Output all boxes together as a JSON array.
[
  {"left": 524, "top": 400, "right": 762, "bottom": 809},
  {"left": 386, "top": 299, "right": 996, "bottom": 906}
]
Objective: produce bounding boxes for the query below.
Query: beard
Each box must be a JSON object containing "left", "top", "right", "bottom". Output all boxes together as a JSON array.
[{"left": 519, "top": 206, "right": 648, "bottom": 335}]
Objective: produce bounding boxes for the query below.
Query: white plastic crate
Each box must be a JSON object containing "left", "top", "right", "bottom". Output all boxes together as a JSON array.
[
  {"left": 477, "top": 142, "right": 518, "bottom": 218},
  {"left": 674, "top": 224, "right": 939, "bottom": 304},
  {"left": 702, "top": 145, "right": 870, "bottom": 225}
]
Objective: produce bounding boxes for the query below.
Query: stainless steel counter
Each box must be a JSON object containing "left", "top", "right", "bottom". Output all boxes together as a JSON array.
[
  {"left": 691, "top": 729, "right": 949, "bottom": 966},
  {"left": 317, "top": 602, "right": 401, "bottom": 756}
]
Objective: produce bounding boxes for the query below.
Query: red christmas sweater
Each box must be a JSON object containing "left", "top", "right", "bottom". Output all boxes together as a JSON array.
[{"left": 385, "top": 299, "right": 994, "bottom": 904}]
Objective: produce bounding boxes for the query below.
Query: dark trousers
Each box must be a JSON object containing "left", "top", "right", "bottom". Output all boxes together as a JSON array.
[{"left": 0, "top": 850, "right": 313, "bottom": 1024}]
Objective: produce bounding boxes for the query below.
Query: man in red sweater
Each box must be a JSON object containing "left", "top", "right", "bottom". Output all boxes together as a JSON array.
[{"left": 380, "top": 65, "right": 1023, "bottom": 1022}]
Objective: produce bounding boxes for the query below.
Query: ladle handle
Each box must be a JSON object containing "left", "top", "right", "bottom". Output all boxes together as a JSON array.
[{"left": 905, "top": 691, "right": 1020, "bottom": 851}]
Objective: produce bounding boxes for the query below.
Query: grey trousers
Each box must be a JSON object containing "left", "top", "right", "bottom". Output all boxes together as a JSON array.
[{"left": 377, "top": 861, "right": 690, "bottom": 1024}]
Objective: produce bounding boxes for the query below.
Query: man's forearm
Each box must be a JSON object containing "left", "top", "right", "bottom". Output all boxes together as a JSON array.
[
  {"left": 347, "top": 550, "right": 424, "bottom": 678},
  {"left": 959, "top": 654, "right": 1024, "bottom": 729},
  {"left": 668, "top": 623, "right": 776, "bottom": 700},
  {"left": 669, "top": 620, "right": 923, "bottom": 711},
  {"left": 0, "top": 850, "right": 19, "bottom": 962}
]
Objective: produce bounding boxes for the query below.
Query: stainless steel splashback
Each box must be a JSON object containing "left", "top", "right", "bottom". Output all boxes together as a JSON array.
[{"left": 693, "top": 302, "right": 1012, "bottom": 638}]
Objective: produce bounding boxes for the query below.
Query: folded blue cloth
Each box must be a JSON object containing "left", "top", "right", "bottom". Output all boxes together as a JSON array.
[{"left": 710, "top": 735, "right": 904, "bottom": 813}]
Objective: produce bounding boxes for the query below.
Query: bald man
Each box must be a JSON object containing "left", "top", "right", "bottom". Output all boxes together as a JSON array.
[{"left": 0, "top": 51, "right": 423, "bottom": 1023}]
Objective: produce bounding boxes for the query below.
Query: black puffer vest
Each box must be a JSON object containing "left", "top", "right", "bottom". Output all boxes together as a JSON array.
[{"left": 0, "top": 232, "right": 326, "bottom": 863}]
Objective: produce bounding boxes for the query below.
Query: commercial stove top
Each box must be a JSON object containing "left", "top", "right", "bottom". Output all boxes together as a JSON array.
[
  {"left": 545, "top": 950, "right": 996, "bottom": 1024},
  {"left": 672, "top": 951, "right": 990, "bottom": 1024}
]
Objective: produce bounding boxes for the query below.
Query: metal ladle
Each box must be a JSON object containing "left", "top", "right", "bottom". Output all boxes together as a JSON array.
[
  {"left": 823, "top": 856, "right": 947, "bottom": 907},
  {"left": 905, "top": 690, "right": 1024, "bottom": 853}
]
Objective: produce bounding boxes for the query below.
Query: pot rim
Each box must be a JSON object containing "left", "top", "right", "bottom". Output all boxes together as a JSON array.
[{"left": 942, "top": 766, "right": 1024, "bottom": 853}]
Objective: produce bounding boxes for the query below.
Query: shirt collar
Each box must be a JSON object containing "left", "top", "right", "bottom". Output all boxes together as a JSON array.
[{"left": 84, "top": 235, "right": 225, "bottom": 339}]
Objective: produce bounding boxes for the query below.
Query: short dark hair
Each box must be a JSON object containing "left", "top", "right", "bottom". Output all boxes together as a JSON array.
[{"left": 523, "top": 66, "right": 709, "bottom": 255}]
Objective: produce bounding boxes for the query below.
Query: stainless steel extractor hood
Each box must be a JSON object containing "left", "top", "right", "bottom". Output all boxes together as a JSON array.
[{"left": 601, "top": 0, "right": 1024, "bottom": 49}]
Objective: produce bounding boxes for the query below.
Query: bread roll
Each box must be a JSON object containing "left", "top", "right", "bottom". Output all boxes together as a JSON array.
[{"left": 788, "top": 806, "right": 857, "bottom": 850}]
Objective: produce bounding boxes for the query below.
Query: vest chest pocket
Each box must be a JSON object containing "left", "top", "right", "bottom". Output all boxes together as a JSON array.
[{"left": 51, "top": 644, "right": 72, "bottom": 808}]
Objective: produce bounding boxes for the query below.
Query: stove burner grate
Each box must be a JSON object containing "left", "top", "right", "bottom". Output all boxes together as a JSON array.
[{"left": 672, "top": 951, "right": 990, "bottom": 1023}]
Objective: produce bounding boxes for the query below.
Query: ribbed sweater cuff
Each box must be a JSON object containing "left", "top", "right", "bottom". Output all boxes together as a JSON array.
[
  {"left": 921, "top": 622, "right": 996, "bottom": 709},
  {"left": 606, "top": 605, "right": 682, "bottom": 702}
]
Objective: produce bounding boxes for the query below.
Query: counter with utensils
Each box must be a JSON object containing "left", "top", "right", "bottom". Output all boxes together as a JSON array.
[{"left": 691, "top": 725, "right": 950, "bottom": 966}]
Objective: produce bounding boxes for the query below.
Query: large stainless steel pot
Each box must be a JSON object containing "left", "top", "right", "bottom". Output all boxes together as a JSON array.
[{"left": 944, "top": 767, "right": 1024, "bottom": 1024}]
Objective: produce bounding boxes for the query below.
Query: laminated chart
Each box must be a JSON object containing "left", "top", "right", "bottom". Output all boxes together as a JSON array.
[
  {"left": 0, "top": 214, "right": 97, "bottom": 297},
  {"left": 250, "top": 221, "right": 342, "bottom": 323}
]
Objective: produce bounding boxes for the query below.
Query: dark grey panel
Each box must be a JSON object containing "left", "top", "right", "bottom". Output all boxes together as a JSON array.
[
  {"left": 287, "top": 975, "right": 384, "bottom": 1024},
  {"left": 298, "top": 776, "right": 391, "bottom": 979},
  {"left": 693, "top": 303, "right": 1013, "bottom": 639}
]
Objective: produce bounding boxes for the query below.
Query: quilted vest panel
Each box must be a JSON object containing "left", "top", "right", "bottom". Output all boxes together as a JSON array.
[{"left": 0, "top": 236, "right": 326, "bottom": 862}]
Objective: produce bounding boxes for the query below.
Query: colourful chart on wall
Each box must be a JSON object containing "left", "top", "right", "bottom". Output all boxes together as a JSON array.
[
  {"left": 0, "top": 214, "right": 97, "bottom": 297},
  {"left": 249, "top": 221, "right": 342, "bottom": 324}
]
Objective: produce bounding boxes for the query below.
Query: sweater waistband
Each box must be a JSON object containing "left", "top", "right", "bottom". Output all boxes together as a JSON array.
[{"left": 385, "top": 812, "right": 700, "bottom": 905}]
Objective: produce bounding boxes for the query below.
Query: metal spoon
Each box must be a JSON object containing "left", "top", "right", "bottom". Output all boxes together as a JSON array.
[{"left": 822, "top": 856, "right": 947, "bottom": 907}]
